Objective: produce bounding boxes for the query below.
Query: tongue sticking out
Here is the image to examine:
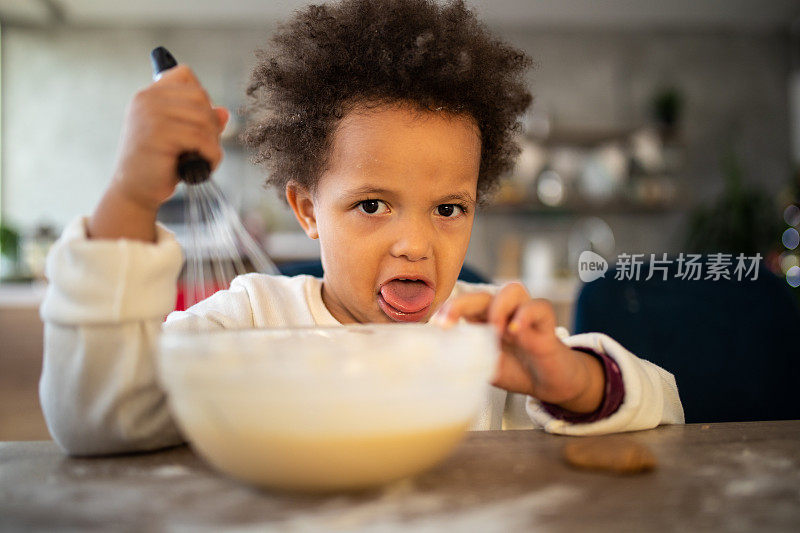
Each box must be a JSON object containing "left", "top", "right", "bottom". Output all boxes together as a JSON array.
[{"left": 380, "top": 280, "right": 435, "bottom": 314}]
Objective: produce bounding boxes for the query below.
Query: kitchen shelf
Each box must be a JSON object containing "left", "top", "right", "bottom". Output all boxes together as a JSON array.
[
  {"left": 531, "top": 127, "right": 685, "bottom": 148},
  {"left": 481, "top": 199, "right": 685, "bottom": 217}
]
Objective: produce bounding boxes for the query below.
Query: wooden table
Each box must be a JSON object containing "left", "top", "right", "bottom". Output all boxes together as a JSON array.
[{"left": 2, "top": 421, "right": 799, "bottom": 531}]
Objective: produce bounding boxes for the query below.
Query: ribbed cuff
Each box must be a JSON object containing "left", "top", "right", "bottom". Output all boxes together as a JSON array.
[{"left": 539, "top": 347, "right": 625, "bottom": 423}]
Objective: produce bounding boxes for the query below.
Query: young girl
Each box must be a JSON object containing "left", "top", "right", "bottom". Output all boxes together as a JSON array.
[{"left": 39, "top": 0, "right": 684, "bottom": 456}]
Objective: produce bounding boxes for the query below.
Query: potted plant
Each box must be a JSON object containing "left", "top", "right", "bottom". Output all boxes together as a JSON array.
[{"left": 0, "top": 221, "right": 21, "bottom": 281}]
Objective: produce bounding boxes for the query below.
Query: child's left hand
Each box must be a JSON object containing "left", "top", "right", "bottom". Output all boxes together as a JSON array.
[{"left": 432, "top": 282, "right": 605, "bottom": 413}]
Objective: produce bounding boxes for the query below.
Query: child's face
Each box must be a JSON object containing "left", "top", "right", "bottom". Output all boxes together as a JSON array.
[{"left": 287, "top": 103, "right": 481, "bottom": 324}]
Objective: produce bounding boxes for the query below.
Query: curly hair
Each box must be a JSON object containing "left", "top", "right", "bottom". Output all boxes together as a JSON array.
[{"left": 241, "top": 0, "right": 532, "bottom": 204}]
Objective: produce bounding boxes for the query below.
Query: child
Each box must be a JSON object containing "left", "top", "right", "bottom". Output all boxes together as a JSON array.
[{"left": 39, "top": 0, "right": 684, "bottom": 456}]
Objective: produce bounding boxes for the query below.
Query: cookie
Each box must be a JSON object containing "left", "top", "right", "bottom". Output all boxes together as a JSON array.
[{"left": 562, "top": 436, "right": 657, "bottom": 474}]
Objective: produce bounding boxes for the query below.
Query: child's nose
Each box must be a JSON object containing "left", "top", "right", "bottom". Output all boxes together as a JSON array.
[{"left": 389, "top": 217, "right": 433, "bottom": 262}]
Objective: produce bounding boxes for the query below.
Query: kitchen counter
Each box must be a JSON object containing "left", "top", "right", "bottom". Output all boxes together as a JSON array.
[
  {"left": 0, "top": 285, "right": 48, "bottom": 441},
  {"left": 2, "top": 421, "right": 799, "bottom": 531},
  {"left": 0, "top": 281, "right": 47, "bottom": 308}
]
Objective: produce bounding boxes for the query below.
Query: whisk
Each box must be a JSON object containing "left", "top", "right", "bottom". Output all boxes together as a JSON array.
[{"left": 150, "top": 46, "right": 280, "bottom": 310}]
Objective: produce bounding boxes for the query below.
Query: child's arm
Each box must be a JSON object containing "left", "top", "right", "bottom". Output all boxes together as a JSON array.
[
  {"left": 87, "top": 64, "right": 228, "bottom": 243},
  {"left": 39, "top": 64, "right": 232, "bottom": 455},
  {"left": 39, "top": 216, "right": 260, "bottom": 456},
  {"left": 435, "top": 282, "right": 685, "bottom": 435},
  {"left": 39, "top": 217, "right": 186, "bottom": 455}
]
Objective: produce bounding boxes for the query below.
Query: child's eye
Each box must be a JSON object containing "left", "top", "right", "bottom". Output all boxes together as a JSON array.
[
  {"left": 436, "top": 204, "right": 466, "bottom": 218},
  {"left": 358, "top": 199, "right": 389, "bottom": 215}
]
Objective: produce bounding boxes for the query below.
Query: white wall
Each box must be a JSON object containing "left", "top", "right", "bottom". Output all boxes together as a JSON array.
[
  {"left": 1, "top": 23, "right": 794, "bottom": 278},
  {"left": 1, "top": 25, "right": 290, "bottom": 233}
]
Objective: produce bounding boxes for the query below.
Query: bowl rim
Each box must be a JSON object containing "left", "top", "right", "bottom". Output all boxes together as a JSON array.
[
  {"left": 156, "top": 322, "right": 500, "bottom": 389},
  {"left": 159, "top": 321, "right": 497, "bottom": 341}
]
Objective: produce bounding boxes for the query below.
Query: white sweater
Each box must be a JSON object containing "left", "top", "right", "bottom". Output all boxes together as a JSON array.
[{"left": 39, "top": 216, "right": 685, "bottom": 456}]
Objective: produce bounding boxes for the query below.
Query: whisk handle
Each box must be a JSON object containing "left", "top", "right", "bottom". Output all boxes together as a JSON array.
[
  {"left": 150, "top": 46, "right": 177, "bottom": 75},
  {"left": 149, "top": 46, "right": 211, "bottom": 185}
]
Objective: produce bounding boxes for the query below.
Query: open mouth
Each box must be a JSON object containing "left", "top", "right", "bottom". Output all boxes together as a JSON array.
[{"left": 377, "top": 278, "right": 435, "bottom": 322}]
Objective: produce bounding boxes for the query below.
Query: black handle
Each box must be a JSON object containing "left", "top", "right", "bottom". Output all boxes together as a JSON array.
[
  {"left": 150, "top": 46, "right": 177, "bottom": 74},
  {"left": 149, "top": 46, "right": 211, "bottom": 185}
]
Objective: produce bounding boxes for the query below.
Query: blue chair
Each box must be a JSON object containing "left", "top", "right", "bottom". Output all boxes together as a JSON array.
[
  {"left": 277, "top": 260, "right": 490, "bottom": 284},
  {"left": 573, "top": 262, "right": 800, "bottom": 423}
]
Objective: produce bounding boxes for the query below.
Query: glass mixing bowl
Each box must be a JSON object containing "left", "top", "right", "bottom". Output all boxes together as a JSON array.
[{"left": 157, "top": 323, "right": 499, "bottom": 491}]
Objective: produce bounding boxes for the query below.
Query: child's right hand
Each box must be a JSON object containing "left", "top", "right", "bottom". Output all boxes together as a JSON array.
[{"left": 110, "top": 64, "right": 229, "bottom": 213}]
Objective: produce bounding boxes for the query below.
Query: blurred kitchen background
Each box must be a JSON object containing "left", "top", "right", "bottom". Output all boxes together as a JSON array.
[{"left": 1, "top": 0, "right": 800, "bottom": 439}]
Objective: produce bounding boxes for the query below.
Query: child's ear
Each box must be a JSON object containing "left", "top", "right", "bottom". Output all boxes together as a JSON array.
[{"left": 285, "top": 182, "right": 319, "bottom": 240}]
